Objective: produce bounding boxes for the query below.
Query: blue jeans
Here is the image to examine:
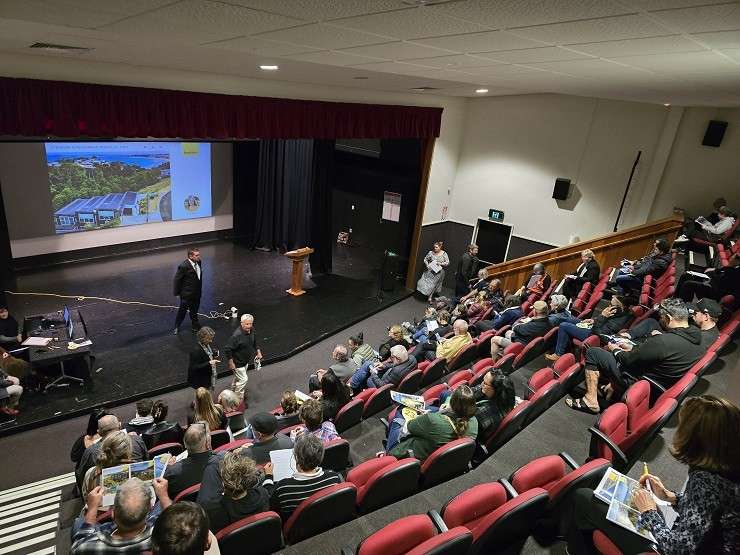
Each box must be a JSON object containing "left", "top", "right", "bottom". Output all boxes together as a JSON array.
[
  {"left": 412, "top": 328, "right": 429, "bottom": 343},
  {"left": 615, "top": 273, "right": 642, "bottom": 292},
  {"left": 350, "top": 361, "right": 373, "bottom": 391},
  {"left": 555, "top": 321, "right": 592, "bottom": 355}
]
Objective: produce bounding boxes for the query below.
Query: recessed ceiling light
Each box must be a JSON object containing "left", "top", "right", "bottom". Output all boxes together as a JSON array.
[
  {"left": 475, "top": 88, "right": 489, "bottom": 94},
  {"left": 410, "top": 86, "right": 438, "bottom": 92},
  {"left": 663, "top": 103, "right": 670, "bottom": 106},
  {"left": 259, "top": 65, "right": 279, "bottom": 71}
]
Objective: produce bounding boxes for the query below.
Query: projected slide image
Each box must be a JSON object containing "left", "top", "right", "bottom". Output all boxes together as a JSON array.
[{"left": 46, "top": 142, "right": 211, "bottom": 234}]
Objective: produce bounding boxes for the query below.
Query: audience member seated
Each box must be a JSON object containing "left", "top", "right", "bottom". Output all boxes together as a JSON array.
[
  {"left": 545, "top": 295, "right": 634, "bottom": 362},
  {"left": 164, "top": 422, "right": 219, "bottom": 500},
  {"left": 268, "top": 434, "right": 342, "bottom": 521},
  {"left": 81, "top": 430, "right": 136, "bottom": 499},
  {"left": 614, "top": 238, "right": 671, "bottom": 293},
  {"left": 0, "top": 305, "right": 21, "bottom": 350},
  {"left": 569, "top": 298, "right": 702, "bottom": 414},
  {"left": 547, "top": 294, "right": 573, "bottom": 327},
  {"left": 458, "top": 270, "right": 490, "bottom": 303},
  {"left": 378, "top": 325, "right": 412, "bottom": 361},
  {"left": 348, "top": 332, "right": 379, "bottom": 368},
  {"left": 677, "top": 253, "right": 740, "bottom": 302},
  {"left": 200, "top": 451, "right": 272, "bottom": 532},
  {"left": 566, "top": 395, "right": 740, "bottom": 555},
  {"left": 472, "top": 294, "right": 523, "bottom": 335},
  {"left": 217, "top": 389, "right": 246, "bottom": 436},
  {"left": 350, "top": 345, "right": 417, "bottom": 393},
  {"left": 515, "top": 262, "right": 551, "bottom": 299},
  {"left": 238, "top": 412, "right": 293, "bottom": 465},
  {"left": 71, "top": 477, "right": 171, "bottom": 553},
  {"left": 308, "top": 345, "right": 358, "bottom": 391},
  {"left": 289, "top": 398, "right": 339, "bottom": 443},
  {"left": 455, "top": 243, "right": 480, "bottom": 297},
  {"left": 491, "top": 301, "right": 552, "bottom": 360},
  {"left": 468, "top": 369, "right": 516, "bottom": 440},
  {"left": 151, "top": 501, "right": 220, "bottom": 555},
  {"left": 127, "top": 399, "right": 155, "bottom": 435},
  {"left": 0, "top": 344, "right": 33, "bottom": 389},
  {"left": 0, "top": 363, "right": 23, "bottom": 417},
  {"left": 77, "top": 414, "right": 148, "bottom": 491},
  {"left": 706, "top": 196, "right": 728, "bottom": 225},
  {"left": 675, "top": 205, "right": 735, "bottom": 244},
  {"left": 70, "top": 409, "right": 109, "bottom": 470},
  {"left": 142, "top": 400, "right": 181, "bottom": 447},
  {"left": 312, "top": 369, "right": 351, "bottom": 422},
  {"left": 188, "top": 387, "right": 227, "bottom": 431},
  {"left": 275, "top": 391, "right": 301, "bottom": 428},
  {"left": 405, "top": 306, "right": 439, "bottom": 344},
  {"left": 386, "top": 385, "right": 478, "bottom": 462},
  {"left": 562, "top": 249, "right": 601, "bottom": 299}
]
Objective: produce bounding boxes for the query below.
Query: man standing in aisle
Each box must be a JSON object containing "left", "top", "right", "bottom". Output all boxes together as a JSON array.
[
  {"left": 173, "top": 247, "right": 202, "bottom": 334},
  {"left": 224, "top": 314, "right": 262, "bottom": 402},
  {"left": 455, "top": 244, "right": 480, "bottom": 297}
]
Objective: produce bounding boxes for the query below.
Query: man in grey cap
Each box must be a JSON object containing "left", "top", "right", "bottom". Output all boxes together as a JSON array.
[{"left": 237, "top": 412, "right": 293, "bottom": 465}]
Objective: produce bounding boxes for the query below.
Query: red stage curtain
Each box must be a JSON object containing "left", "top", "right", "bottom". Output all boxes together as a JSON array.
[{"left": 0, "top": 77, "right": 442, "bottom": 139}]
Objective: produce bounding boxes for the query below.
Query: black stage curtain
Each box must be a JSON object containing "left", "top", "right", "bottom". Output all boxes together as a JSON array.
[
  {"left": 232, "top": 141, "right": 260, "bottom": 242},
  {"left": 0, "top": 181, "right": 11, "bottom": 305},
  {"left": 310, "top": 140, "right": 335, "bottom": 275}
]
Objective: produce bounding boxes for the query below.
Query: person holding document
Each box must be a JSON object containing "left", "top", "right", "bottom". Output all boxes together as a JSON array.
[
  {"left": 223, "top": 314, "right": 262, "bottom": 402},
  {"left": 566, "top": 395, "right": 740, "bottom": 554},
  {"left": 416, "top": 241, "right": 449, "bottom": 303}
]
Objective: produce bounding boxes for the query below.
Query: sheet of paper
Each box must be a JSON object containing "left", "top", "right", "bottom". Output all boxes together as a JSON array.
[
  {"left": 382, "top": 191, "right": 401, "bottom": 222},
  {"left": 685, "top": 270, "right": 710, "bottom": 280},
  {"left": 270, "top": 449, "right": 296, "bottom": 482},
  {"left": 426, "top": 320, "right": 439, "bottom": 332},
  {"left": 175, "top": 450, "right": 189, "bottom": 463},
  {"left": 22, "top": 336, "right": 51, "bottom": 347},
  {"left": 294, "top": 390, "right": 311, "bottom": 402},
  {"left": 390, "top": 391, "right": 425, "bottom": 411},
  {"left": 428, "top": 260, "right": 442, "bottom": 274}
]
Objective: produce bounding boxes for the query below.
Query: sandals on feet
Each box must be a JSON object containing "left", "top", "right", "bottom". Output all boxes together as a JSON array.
[{"left": 565, "top": 397, "right": 600, "bottom": 415}]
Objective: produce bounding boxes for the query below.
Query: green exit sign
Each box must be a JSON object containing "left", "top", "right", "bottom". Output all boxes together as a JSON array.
[{"left": 488, "top": 209, "right": 504, "bottom": 222}]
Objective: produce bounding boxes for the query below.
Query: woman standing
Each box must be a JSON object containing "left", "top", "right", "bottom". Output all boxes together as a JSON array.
[
  {"left": 188, "top": 327, "right": 219, "bottom": 391},
  {"left": 417, "top": 241, "right": 450, "bottom": 303}
]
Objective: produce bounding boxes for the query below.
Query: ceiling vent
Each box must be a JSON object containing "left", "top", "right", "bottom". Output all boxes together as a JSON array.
[
  {"left": 29, "top": 42, "right": 93, "bottom": 54},
  {"left": 410, "top": 86, "right": 439, "bottom": 91}
]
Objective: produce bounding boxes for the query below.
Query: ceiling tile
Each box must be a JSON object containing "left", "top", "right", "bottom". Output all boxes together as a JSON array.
[
  {"left": 412, "top": 30, "right": 546, "bottom": 52},
  {"left": 621, "top": 0, "right": 733, "bottom": 10},
  {"left": 476, "top": 46, "right": 593, "bottom": 63},
  {"left": 570, "top": 35, "right": 707, "bottom": 57},
  {"left": 509, "top": 14, "right": 675, "bottom": 45},
  {"left": 430, "top": 0, "right": 632, "bottom": 29},
  {"left": 692, "top": 30, "right": 740, "bottom": 49},
  {"left": 253, "top": 23, "right": 393, "bottom": 49},
  {"left": 225, "top": 0, "right": 405, "bottom": 21},
  {"left": 0, "top": 0, "right": 173, "bottom": 29},
  {"left": 345, "top": 60, "right": 436, "bottom": 72},
  {"left": 402, "top": 53, "right": 503, "bottom": 68},
  {"left": 101, "top": 0, "right": 304, "bottom": 42},
  {"left": 340, "top": 41, "right": 454, "bottom": 60},
  {"left": 456, "top": 64, "right": 548, "bottom": 76},
  {"left": 720, "top": 47, "right": 740, "bottom": 62},
  {"left": 650, "top": 3, "right": 740, "bottom": 33},
  {"left": 286, "top": 50, "right": 384, "bottom": 66},
  {"left": 202, "top": 36, "right": 318, "bottom": 57},
  {"left": 526, "top": 58, "right": 656, "bottom": 77},
  {"left": 610, "top": 50, "right": 738, "bottom": 74},
  {"left": 331, "top": 7, "right": 487, "bottom": 40}
]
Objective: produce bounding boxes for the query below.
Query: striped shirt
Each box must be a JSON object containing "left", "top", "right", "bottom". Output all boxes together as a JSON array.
[{"left": 271, "top": 468, "right": 342, "bottom": 520}]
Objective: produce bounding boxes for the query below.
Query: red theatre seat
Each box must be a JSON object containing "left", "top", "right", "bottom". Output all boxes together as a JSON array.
[
  {"left": 147, "top": 442, "right": 183, "bottom": 459},
  {"left": 350, "top": 514, "right": 473, "bottom": 555},
  {"left": 420, "top": 358, "right": 447, "bottom": 387},
  {"left": 334, "top": 399, "right": 364, "bottom": 434},
  {"left": 474, "top": 400, "right": 532, "bottom": 465},
  {"left": 282, "top": 482, "right": 357, "bottom": 544},
  {"left": 322, "top": 438, "right": 351, "bottom": 472},
  {"left": 440, "top": 481, "right": 548, "bottom": 555},
  {"left": 357, "top": 384, "right": 393, "bottom": 418},
  {"left": 420, "top": 437, "right": 476, "bottom": 489},
  {"left": 215, "top": 511, "right": 284, "bottom": 555},
  {"left": 173, "top": 483, "right": 201, "bottom": 503},
  {"left": 214, "top": 439, "right": 252, "bottom": 454},
  {"left": 397, "top": 369, "right": 423, "bottom": 395},
  {"left": 347, "top": 456, "right": 421, "bottom": 514},
  {"left": 209, "top": 429, "right": 231, "bottom": 450}
]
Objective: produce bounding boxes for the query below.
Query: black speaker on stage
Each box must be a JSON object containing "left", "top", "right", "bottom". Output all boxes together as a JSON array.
[
  {"left": 553, "top": 178, "right": 571, "bottom": 200},
  {"left": 702, "top": 120, "right": 727, "bottom": 147}
]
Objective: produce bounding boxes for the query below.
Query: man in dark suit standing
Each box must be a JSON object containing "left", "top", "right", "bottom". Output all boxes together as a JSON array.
[{"left": 173, "top": 247, "right": 202, "bottom": 334}]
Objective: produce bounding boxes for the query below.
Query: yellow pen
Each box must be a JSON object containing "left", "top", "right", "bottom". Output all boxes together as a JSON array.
[{"left": 642, "top": 461, "right": 653, "bottom": 493}]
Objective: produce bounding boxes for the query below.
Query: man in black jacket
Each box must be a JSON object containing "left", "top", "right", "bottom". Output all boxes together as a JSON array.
[
  {"left": 173, "top": 247, "right": 202, "bottom": 334},
  {"left": 568, "top": 298, "right": 703, "bottom": 414},
  {"left": 562, "top": 249, "right": 601, "bottom": 299},
  {"left": 491, "top": 300, "right": 552, "bottom": 360},
  {"left": 677, "top": 253, "right": 740, "bottom": 302},
  {"left": 164, "top": 422, "right": 220, "bottom": 500},
  {"left": 455, "top": 244, "right": 480, "bottom": 297},
  {"left": 614, "top": 239, "right": 671, "bottom": 293}
]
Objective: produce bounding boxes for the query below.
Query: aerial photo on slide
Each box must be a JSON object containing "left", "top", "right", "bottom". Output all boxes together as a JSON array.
[{"left": 47, "top": 145, "right": 171, "bottom": 233}]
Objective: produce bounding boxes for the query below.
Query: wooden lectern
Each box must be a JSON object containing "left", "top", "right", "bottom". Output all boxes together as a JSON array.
[{"left": 284, "top": 247, "right": 314, "bottom": 296}]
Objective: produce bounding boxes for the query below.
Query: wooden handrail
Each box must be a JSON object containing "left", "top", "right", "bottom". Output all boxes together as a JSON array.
[{"left": 484, "top": 215, "right": 683, "bottom": 292}]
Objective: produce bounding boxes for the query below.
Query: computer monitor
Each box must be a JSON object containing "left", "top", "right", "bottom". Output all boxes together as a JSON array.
[{"left": 63, "top": 305, "right": 74, "bottom": 340}]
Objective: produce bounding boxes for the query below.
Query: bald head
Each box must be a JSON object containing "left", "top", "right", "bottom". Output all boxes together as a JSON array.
[
  {"left": 114, "top": 478, "right": 151, "bottom": 532},
  {"left": 453, "top": 319, "right": 469, "bottom": 335},
  {"left": 98, "top": 415, "right": 121, "bottom": 437},
  {"left": 183, "top": 422, "right": 209, "bottom": 453}
]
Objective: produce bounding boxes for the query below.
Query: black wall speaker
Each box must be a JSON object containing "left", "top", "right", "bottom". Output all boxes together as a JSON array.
[
  {"left": 553, "top": 178, "right": 571, "bottom": 200},
  {"left": 702, "top": 120, "right": 727, "bottom": 147}
]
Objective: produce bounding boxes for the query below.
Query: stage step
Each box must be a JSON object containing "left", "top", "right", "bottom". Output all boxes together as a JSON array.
[{"left": 0, "top": 473, "right": 74, "bottom": 555}]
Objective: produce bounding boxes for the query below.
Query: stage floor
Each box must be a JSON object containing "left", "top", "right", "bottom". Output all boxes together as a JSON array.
[{"left": 2, "top": 240, "right": 411, "bottom": 435}]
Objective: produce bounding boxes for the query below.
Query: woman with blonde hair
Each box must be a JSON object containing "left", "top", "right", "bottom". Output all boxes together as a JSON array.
[
  {"left": 81, "top": 430, "right": 132, "bottom": 499},
  {"left": 188, "top": 387, "right": 227, "bottom": 431},
  {"left": 567, "top": 395, "right": 740, "bottom": 554}
]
